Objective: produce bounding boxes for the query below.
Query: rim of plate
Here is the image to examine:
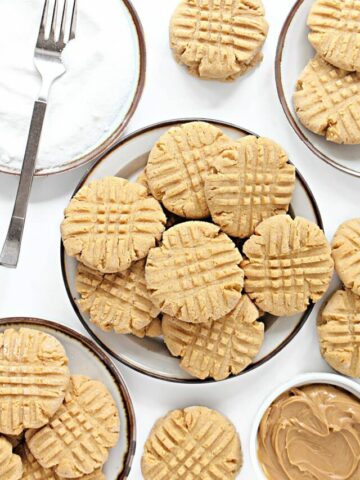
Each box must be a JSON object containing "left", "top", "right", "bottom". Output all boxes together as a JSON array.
[
  {"left": 275, "top": 0, "right": 360, "bottom": 178},
  {"left": 0, "top": 0, "right": 146, "bottom": 177},
  {"left": 61, "top": 117, "right": 324, "bottom": 383},
  {"left": 0, "top": 316, "right": 136, "bottom": 479},
  {"left": 249, "top": 372, "right": 360, "bottom": 479}
]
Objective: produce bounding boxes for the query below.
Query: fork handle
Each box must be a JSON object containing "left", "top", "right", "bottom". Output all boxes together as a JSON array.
[{"left": 0, "top": 100, "right": 47, "bottom": 268}]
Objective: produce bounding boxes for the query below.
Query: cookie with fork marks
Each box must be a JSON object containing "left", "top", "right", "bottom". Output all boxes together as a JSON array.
[{"left": 141, "top": 406, "right": 242, "bottom": 480}]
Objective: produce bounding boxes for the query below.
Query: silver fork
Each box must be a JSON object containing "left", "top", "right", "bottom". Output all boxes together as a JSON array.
[{"left": 0, "top": 0, "right": 77, "bottom": 268}]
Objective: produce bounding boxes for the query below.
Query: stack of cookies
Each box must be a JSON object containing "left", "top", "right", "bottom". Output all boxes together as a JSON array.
[
  {"left": 318, "top": 218, "right": 360, "bottom": 378},
  {"left": 61, "top": 121, "right": 334, "bottom": 381},
  {"left": 294, "top": 0, "right": 360, "bottom": 144},
  {"left": 0, "top": 327, "right": 119, "bottom": 479}
]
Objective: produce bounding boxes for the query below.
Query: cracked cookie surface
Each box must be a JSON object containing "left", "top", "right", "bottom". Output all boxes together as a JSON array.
[
  {"left": 61, "top": 177, "right": 166, "bottom": 273},
  {"left": 146, "top": 221, "right": 244, "bottom": 324},
  {"left": 141, "top": 406, "right": 242, "bottom": 480},
  {"left": 294, "top": 56, "right": 360, "bottom": 144},
  {"left": 170, "top": 0, "right": 268, "bottom": 80},
  {"left": 318, "top": 288, "right": 360, "bottom": 377},
  {"left": 308, "top": 0, "right": 360, "bottom": 72}
]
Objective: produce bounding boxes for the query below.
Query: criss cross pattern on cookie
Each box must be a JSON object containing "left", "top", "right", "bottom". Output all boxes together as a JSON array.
[
  {"left": 319, "top": 289, "right": 360, "bottom": 377},
  {"left": 332, "top": 218, "right": 360, "bottom": 296},
  {"left": 294, "top": 56, "right": 360, "bottom": 144},
  {"left": 146, "top": 122, "right": 232, "bottom": 219},
  {"left": 26, "top": 376, "right": 119, "bottom": 479},
  {"left": 61, "top": 177, "right": 166, "bottom": 273},
  {"left": 145, "top": 221, "right": 244, "bottom": 323},
  {"left": 171, "top": 0, "right": 268, "bottom": 79},
  {"left": 0, "top": 328, "right": 69, "bottom": 436},
  {"left": 141, "top": 407, "right": 242, "bottom": 480},
  {"left": 308, "top": 0, "right": 360, "bottom": 71},
  {"left": 242, "top": 215, "right": 333, "bottom": 316},
  {"left": 76, "top": 260, "right": 159, "bottom": 336},
  {"left": 19, "top": 443, "right": 105, "bottom": 480},
  {"left": 205, "top": 136, "right": 295, "bottom": 238},
  {"left": 163, "top": 295, "right": 263, "bottom": 380}
]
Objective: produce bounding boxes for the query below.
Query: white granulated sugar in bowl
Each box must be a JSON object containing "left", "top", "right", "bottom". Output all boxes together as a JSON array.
[{"left": 0, "top": 0, "right": 138, "bottom": 172}]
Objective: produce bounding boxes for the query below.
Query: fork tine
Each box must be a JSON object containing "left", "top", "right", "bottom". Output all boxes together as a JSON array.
[
  {"left": 38, "top": 0, "right": 50, "bottom": 38},
  {"left": 59, "top": 0, "right": 68, "bottom": 43},
  {"left": 50, "top": 0, "right": 59, "bottom": 40},
  {"left": 69, "top": 0, "right": 77, "bottom": 41}
]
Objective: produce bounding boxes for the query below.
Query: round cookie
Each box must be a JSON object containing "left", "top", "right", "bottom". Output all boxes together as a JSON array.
[
  {"left": 26, "top": 376, "right": 119, "bottom": 478},
  {"left": 0, "top": 436, "right": 22, "bottom": 480},
  {"left": 308, "top": 0, "right": 360, "bottom": 72},
  {"left": 294, "top": 56, "right": 360, "bottom": 144},
  {"left": 205, "top": 136, "right": 296, "bottom": 238},
  {"left": 146, "top": 122, "right": 233, "bottom": 219},
  {"left": 0, "top": 328, "right": 70, "bottom": 435},
  {"left": 61, "top": 177, "right": 166, "bottom": 273},
  {"left": 141, "top": 406, "right": 242, "bottom": 480},
  {"left": 145, "top": 221, "right": 244, "bottom": 324},
  {"left": 76, "top": 260, "right": 160, "bottom": 336},
  {"left": 170, "top": 0, "right": 268, "bottom": 81},
  {"left": 332, "top": 218, "right": 360, "bottom": 296},
  {"left": 242, "top": 215, "right": 334, "bottom": 317},
  {"left": 163, "top": 295, "right": 264, "bottom": 380},
  {"left": 318, "top": 288, "right": 360, "bottom": 377},
  {"left": 19, "top": 444, "right": 105, "bottom": 480}
]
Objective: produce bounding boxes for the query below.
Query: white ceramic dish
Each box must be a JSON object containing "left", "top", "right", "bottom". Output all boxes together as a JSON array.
[
  {"left": 250, "top": 372, "right": 360, "bottom": 479},
  {"left": 61, "top": 118, "right": 324, "bottom": 383},
  {"left": 0, "top": 0, "right": 145, "bottom": 177},
  {"left": 276, "top": 0, "right": 360, "bottom": 177},
  {"left": 0, "top": 317, "right": 136, "bottom": 479}
]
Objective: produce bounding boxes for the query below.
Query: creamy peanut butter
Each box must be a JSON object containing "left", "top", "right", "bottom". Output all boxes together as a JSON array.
[{"left": 258, "top": 384, "right": 360, "bottom": 480}]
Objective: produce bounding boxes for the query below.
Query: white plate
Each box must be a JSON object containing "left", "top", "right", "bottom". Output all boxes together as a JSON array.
[
  {"left": 61, "top": 118, "right": 324, "bottom": 383},
  {"left": 250, "top": 372, "right": 360, "bottom": 479},
  {"left": 0, "top": 0, "right": 145, "bottom": 176},
  {"left": 276, "top": 0, "right": 360, "bottom": 177},
  {"left": 0, "top": 317, "right": 136, "bottom": 479}
]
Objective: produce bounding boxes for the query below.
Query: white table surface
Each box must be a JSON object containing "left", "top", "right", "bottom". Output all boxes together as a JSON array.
[{"left": 0, "top": 0, "right": 359, "bottom": 478}]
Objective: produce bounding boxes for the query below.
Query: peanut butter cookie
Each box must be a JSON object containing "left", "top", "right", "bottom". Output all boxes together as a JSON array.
[
  {"left": 318, "top": 288, "right": 360, "bottom": 377},
  {"left": 146, "top": 122, "right": 232, "bottom": 219},
  {"left": 294, "top": 56, "right": 360, "bottom": 144},
  {"left": 242, "top": 215, "right": 334, "bottom": 316},
  {"left": 332, "top": 218, "right": 360, "bottom": 296},
  {"left": 19, "top": 444, "right": 105, "bottom": 480},
  {"left": 76, "top": 260, "right": 160, "bottom": 336},
  {"left": 170, "top": 0, "right": 268, "bottom": 80},
  {"left": 146, "top": 221, "right": 244, "bottom": 324},
  {"left": 0, "top": 328, "right": 70, "bottom": 435},
  {"left": 308, "top": 0, "right": 360, "bottom": 72},
  {"left": 163, "top": 295, "right": 263, "bottom": 380},
  {"left": 0, "top": 436, "right": 22, "bottom": 480},
  {"left": 141, "top": 406, "right": 242, "bottom": 480},
  {"left": 61, "top": 177, "right": 166, "bottom": 273},
  {"left": 205, "top": 136, "right": 295, "bottom": 238},
  {"left": 26, "top": 376, "right": 119, "bottom": 479}
]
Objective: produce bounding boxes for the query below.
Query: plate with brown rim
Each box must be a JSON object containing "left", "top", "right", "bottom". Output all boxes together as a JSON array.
[
  {"left": 61, "top": 118, "right": 323, "bottom": 383},
  {"left": 276, "top": 0, "right": 360, "bottom": 178},
  {"left": 0, "top": 0, "right": 145, "bottom": 177},
  {"left": 0, "top": 317, "right": 136, "bottom": 479}
]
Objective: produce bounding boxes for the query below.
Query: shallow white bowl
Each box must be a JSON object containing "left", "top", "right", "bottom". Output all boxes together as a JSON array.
[
  {"left": 61, "top": 118, "right": 324, "bottom": 383},
  {"left": 276, "top": 0, "right": 360, "bottom": 177},
  {"left": 250, "top": 372, "right": 360, "bottom": 479},
  {"left": 0, "top": 317, "right": 136, "bottom": 479}
]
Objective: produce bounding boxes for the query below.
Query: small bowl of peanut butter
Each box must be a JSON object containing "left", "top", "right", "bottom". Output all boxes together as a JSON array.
[{"left": 250, "top": 373, "right": 360, "bottom": 480}]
